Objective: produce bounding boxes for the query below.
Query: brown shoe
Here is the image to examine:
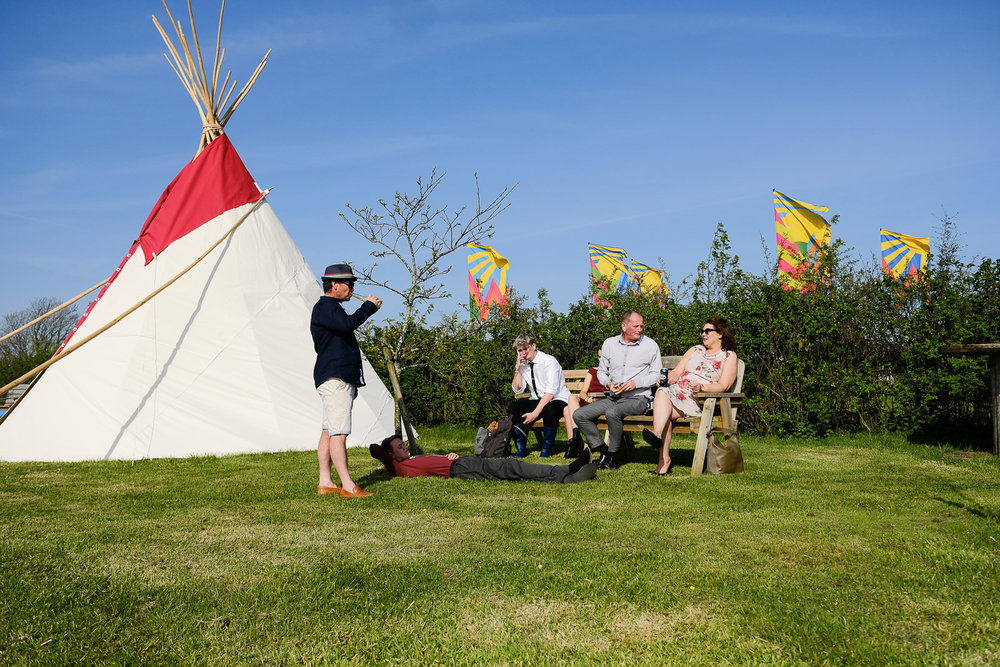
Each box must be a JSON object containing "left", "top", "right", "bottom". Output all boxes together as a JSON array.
[
  {"left": 317, "top": 484, "right": 341, "bottom": 495},
  {"left": 339, "top": 485, "right": 372, "bottom": 498}
]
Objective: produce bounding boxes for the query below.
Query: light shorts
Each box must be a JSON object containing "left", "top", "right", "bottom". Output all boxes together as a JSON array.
[{"left": 318, "top": 377, "right": 357, "bottom": 436}]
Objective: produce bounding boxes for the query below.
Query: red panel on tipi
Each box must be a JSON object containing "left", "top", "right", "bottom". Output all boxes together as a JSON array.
[
  {"left": 138, "top": 134, "right": 260, "bottom": 263},
  {"left": 58, "top": 134, "right": 261, "bottom": 352}
]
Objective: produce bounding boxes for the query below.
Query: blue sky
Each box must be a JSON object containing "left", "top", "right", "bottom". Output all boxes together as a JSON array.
[{"left": 1, "top": 1, "right": 998, "bottom": 322}]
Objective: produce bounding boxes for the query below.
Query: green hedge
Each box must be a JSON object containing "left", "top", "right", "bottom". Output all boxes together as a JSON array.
[{"left": 361, "top": 257, "right": 999, "bottom": 445}]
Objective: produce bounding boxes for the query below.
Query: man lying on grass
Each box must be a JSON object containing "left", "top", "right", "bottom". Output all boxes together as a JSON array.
[{"left": 371, "top": 434, "right": 598, "bottom": 484}]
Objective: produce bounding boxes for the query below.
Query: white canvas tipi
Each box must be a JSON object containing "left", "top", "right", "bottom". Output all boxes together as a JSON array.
[
  {"left": 0, "top": 8, "right": 394, "bottom": 461},
  {"left": 0, "top": 134, "right": 394, "bottom": 462}
]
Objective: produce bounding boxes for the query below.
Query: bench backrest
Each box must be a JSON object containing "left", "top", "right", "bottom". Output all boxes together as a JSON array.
[
  {"left": 565, "top": 355, "right": 744, "bottom": 393},
  {"left": 563, "top": 369, "right": 592, "bottom": 393},
  {"left": 0, "top": 383, "right": 30, "bottom": 409},
  {"left": 565, "top": 354, "right": 745, "bottom": 425}
]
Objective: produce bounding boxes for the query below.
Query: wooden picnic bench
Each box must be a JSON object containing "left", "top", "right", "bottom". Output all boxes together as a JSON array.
[
  {"left": 0, "top": 383, "right": 30, "bottom": 410},
  {"left": 529, "top": 355, "right": 746, "bottom": 475}
]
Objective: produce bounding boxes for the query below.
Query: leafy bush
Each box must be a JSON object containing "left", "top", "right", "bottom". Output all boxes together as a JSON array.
[{"left": 368, "top": 230, "right": 998, "bottom": 444}]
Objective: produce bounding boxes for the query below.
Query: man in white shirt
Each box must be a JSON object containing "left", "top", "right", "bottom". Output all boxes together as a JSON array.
[{"left": 510, "top": 334, "right": 571, "bottom": 457}]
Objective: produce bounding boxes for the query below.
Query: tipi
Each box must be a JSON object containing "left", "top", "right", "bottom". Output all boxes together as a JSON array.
[{"left": 0, "top": 4, "right": 394, "bottom": 461}]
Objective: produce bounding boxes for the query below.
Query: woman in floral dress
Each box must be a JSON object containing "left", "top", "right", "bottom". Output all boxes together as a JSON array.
[{"left": 646, "top": 317, "right": 738, "bottom": 475}]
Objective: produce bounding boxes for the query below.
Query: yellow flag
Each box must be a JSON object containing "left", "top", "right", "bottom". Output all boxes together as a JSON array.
[
  {"left": 588, "top": 243, "right": 632, "bottom": 293},
  {"left": 880, "top": 228, "right": 929, "bottom": 279},
  {"left": 631, "top": 260, "right": 667, "bottom": 296}
]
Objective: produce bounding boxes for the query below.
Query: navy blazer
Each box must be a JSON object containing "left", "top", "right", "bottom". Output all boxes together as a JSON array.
[{"left": 311, "top": 296, "right": 378, "bottom": 388}]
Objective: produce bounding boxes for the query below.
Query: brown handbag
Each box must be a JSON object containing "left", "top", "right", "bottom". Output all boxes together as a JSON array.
[{"left": 705, "top": 433, "right": 744, "bottom": 474}]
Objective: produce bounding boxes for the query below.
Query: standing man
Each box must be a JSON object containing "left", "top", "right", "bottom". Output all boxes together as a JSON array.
[
  {"left": 312, "top": 263, "right": 381, "bottom": 497},
  {"left": 510, "top": 334, "right": 571, "bottom": 458},
  {"left": 573, "top": 311, "right": 661, "bottom": 470}
]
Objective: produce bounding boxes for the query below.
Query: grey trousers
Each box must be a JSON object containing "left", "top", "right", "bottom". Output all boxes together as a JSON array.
[
  {"left": 451, "top": 456, "right": 568, "bottom": 483},
  {"left": 573, "top": 395, "right": 649, "bottom": 453}
]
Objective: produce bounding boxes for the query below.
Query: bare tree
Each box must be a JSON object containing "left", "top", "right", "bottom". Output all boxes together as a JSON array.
[
  {"left": 694, "top": 222, "right": 742, "bottom": 303},
  {"left": 932, "top": 209, "right": 967, "bottom": 275},
  {"left": 0, "top": 298, "right": 80, "bottom": 387},
  {"left": 1, "top": 298, "right": 79, "bottom": 358},
  {"left": 340, "top": 168, "right": 516, "bottom": 366}
]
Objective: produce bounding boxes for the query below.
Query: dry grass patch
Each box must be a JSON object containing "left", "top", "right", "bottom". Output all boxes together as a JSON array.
[{"left": 457, "top": 596, "right": 726, "bottom": 652}]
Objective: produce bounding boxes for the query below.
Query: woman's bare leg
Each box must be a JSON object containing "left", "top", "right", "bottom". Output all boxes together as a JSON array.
[
  {"left": 653, "top": 393, "right": 682, "bottom": 474},
  {"left": 564, "top": 395, "right": 581, "bottom": 433}
]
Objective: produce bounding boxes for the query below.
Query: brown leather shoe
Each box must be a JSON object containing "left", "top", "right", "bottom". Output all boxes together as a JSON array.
[
  {"left": 317, "top": 484, "right": 341, "bottom": 495},
  {"left": 339, "top": 485, "right": 372, "bottom": 498}
]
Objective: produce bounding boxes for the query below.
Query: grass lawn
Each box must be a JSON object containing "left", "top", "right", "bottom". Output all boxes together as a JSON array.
[{"left": 1, "top": 427, "right": 998, "bottom": 664}]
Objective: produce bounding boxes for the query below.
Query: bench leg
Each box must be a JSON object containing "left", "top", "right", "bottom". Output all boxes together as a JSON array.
[
  {"left": 691, "top": 398, "right": 717, "bottom": 476},
  {"left": 720, "top": 397, "right": 735, "bottom": 431}
]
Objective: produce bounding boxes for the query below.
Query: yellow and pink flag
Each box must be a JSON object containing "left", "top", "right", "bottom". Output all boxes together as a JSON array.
[
  {"left": 880, "top": 228, "right": 929, "bottom": 279},
  {"left": 773, "top": 189, "right": 831, "bottom": 291},
  {"left": 467, "top": 243, "right": 509, "bottom": 321}
]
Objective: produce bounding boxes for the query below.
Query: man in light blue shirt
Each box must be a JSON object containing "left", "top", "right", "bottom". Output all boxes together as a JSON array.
[{"left": 573, "top": 311, "right": 661, "bottom": 469}]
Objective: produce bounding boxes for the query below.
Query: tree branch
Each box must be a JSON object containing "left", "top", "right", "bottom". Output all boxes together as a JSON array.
[{"left": 339, "top": 169, "right": 517, "bottom": 370}]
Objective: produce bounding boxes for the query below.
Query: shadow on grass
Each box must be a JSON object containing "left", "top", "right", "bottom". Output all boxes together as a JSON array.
[
  {"left": 933, "top": 496, "right": 1000, "bottom": 522},
  {"left": 355, "top": 469, "right": 393, "bottom": 490},
  {"left": 909, "top": 423, "right": 992, "bottom": 450},
  {"left": 621, "top": 435, "right": 697, "bottom": 471},
  {"left": 354, "top": 439, "right": 702, "bottom": 483}
]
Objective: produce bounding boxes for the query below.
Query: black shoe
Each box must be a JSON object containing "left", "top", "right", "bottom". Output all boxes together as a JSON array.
[
  {"left": 642, "top": 428, "right": 663, "bottom": 449},
  {"left": 563, "top": 440, "right": 582, "bottom": 459},
  {"left": 563, "top": 430, "right": 582, "bottom": 458},
  {"left": 597, "top": 452, "right": 623, "bottom": 470},
  {"left": 563, "top": 461, "right": 598, "bottom": 483},
  {"left": 567, "top": 448, "right": 592, "bottom": 475}
]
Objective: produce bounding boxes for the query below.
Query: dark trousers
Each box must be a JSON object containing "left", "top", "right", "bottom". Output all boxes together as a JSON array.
[
  {"left": 508, "top": 398, "right": 567, "bottom": 428},
  {"left": 451, "top": 456, "right": 568, "bottom": 483}
]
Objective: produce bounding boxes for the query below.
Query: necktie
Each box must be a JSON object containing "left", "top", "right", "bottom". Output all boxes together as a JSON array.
[{"left": 528, "top": 361, "right": 539, "bottom": 397}]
